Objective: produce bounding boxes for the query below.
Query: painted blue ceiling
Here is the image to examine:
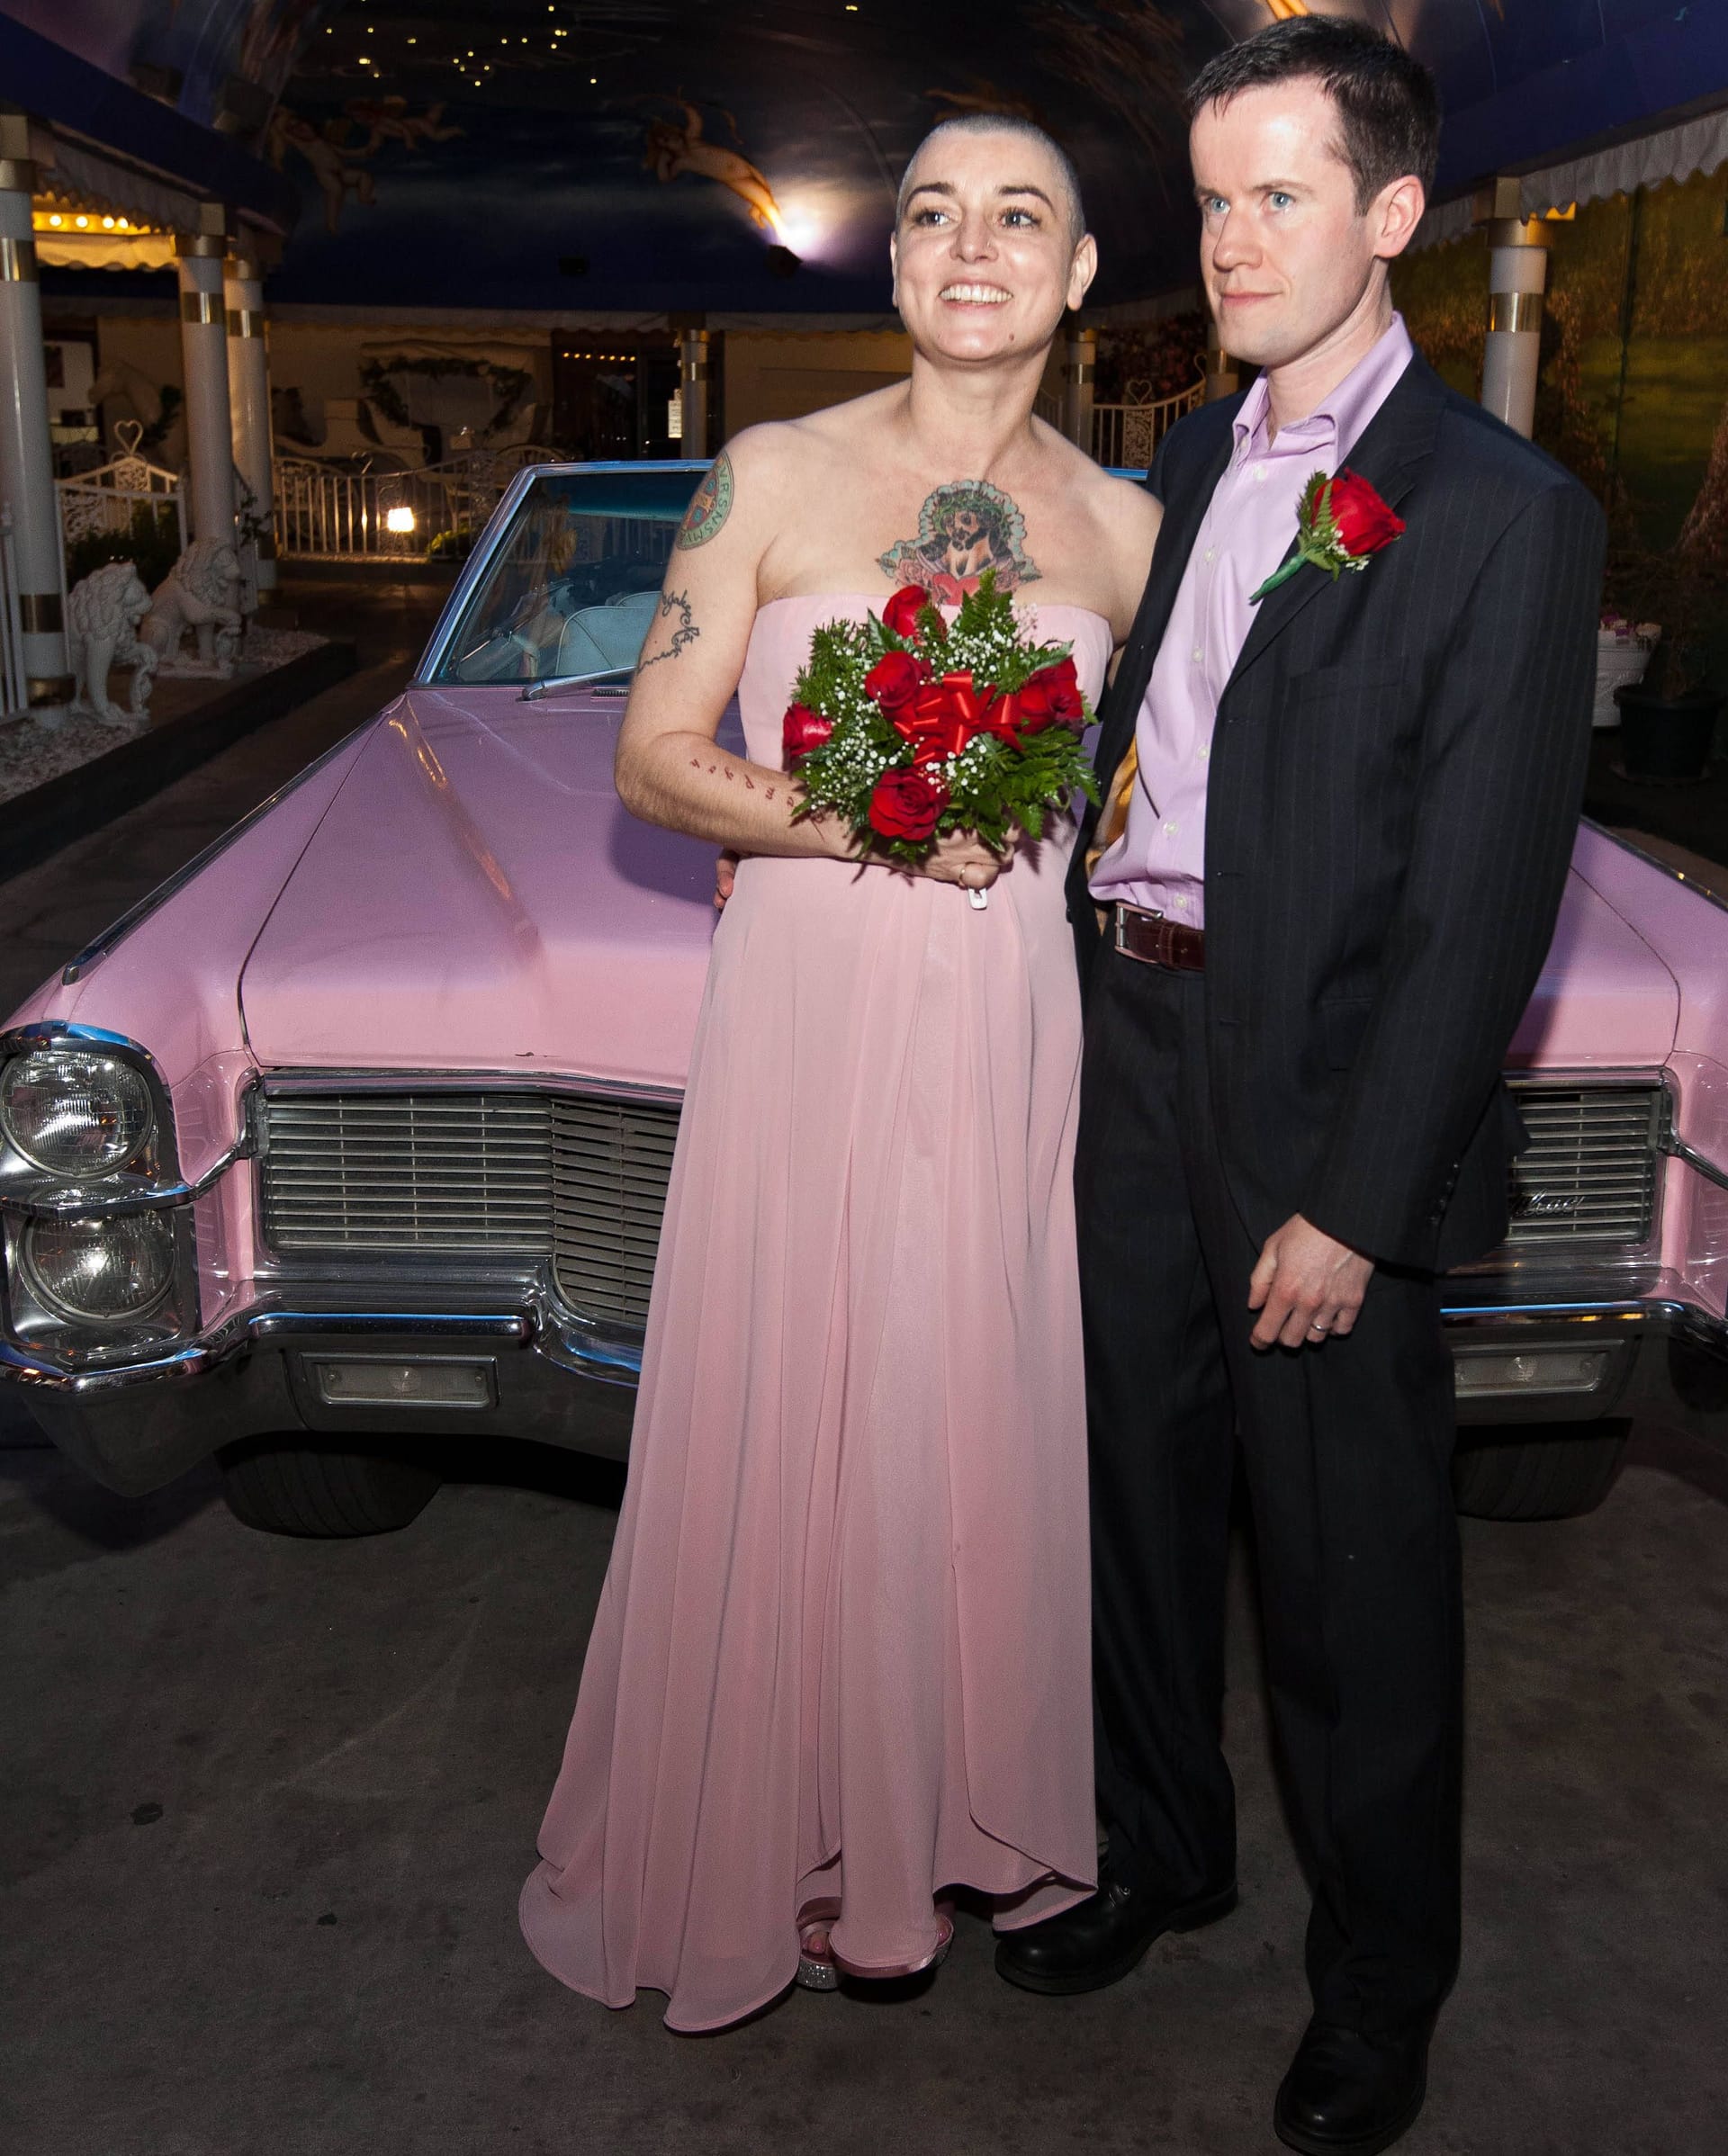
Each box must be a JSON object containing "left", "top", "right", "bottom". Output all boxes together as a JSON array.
[{"left": 7, "top": 2, "right": 1727, "bottom": 309}]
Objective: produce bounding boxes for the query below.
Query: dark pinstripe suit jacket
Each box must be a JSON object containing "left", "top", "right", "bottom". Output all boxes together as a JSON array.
[{"left": 1066, "top": 354, "right": 1607, "bottom": 1272}]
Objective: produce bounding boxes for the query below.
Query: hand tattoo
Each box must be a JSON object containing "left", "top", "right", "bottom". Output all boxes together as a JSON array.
[
  {"left": 637, "top": 588, "right": 699, "bottom": 670},
  {"left": 878, "top": 477, "right": 1041, "bottom": 598},
  {"left": 676, "top": 451, "right": 734, "bottom": 550}
]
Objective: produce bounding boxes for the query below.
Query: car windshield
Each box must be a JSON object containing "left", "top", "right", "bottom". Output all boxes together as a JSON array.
[{"left": 428, "top": 467, "right": 703, "bottom": 686}]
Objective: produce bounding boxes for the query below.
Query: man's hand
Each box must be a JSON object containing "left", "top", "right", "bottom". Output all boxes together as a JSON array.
[
  {"left": 715, "top": 849, "right": 740, "bottom": 911},
  {"left": 1247, "top": 1214, "right": 1374, "bottom": 1351}
]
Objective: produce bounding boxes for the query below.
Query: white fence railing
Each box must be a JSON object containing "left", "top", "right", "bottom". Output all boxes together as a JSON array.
[
  {"left": 1035, "top": 382, "right": 1205, "bottom": 466},
  {"left": 1091, "top": 382, "right": 1206, "bottom": 470},
  {"left": 273, "top": 445, "right": 562, "bottom": 561},
  {"left": 55, "top": 420, "right": 186, "bottom": 566},
  {"left": 1, "top": 505, "right": 27, "bottom": 716}
]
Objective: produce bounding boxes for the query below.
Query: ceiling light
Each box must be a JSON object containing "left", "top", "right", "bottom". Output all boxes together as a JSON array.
[
  {"left": 102, "top": 215, "right": 114, "bottom": 228},
  {"left": 75, "top": 214, "right": 88, "bottom": 228}
]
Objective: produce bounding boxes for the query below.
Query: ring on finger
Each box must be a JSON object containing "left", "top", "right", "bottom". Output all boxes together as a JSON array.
[{"left": 1308, "top": 1320, "right": 1329, "bottom": 1336}]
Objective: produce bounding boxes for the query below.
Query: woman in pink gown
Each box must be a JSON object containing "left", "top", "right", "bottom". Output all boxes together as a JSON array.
[{"left": 520, "top": 118, "right": 1160, "bottom": 2033}]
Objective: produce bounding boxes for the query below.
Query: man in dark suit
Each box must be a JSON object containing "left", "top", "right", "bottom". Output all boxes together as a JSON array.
[{"left": 994, "top": 20, "right": 1605, "bottom": 2154}]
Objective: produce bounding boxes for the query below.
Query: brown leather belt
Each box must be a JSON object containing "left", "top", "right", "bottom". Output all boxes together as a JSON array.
[{"left": 1111, "top": 901, "right": 1205, "bottom": 971}]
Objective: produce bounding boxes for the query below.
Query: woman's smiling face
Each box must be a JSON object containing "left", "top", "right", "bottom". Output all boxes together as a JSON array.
[{"left": 892, "top": 127, "right": 1095, "bottom": 367}]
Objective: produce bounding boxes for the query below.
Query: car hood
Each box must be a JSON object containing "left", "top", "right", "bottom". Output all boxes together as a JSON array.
[
  {"left": 1507, "top": 861, "right": 1678, "bottom": 1068},
  {"left": 239, "top": 686, "right": 728, "bottom": 1090}
]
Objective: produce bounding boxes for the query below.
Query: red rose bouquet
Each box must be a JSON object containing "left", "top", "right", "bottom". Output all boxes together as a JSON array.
[{"left": 781, "top": 572, "right": 1096, "bottom": 877}]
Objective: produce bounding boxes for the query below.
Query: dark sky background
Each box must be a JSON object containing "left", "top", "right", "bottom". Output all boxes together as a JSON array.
[{"left": 9, "top": 1, "right": 1724, "bottom": 311}]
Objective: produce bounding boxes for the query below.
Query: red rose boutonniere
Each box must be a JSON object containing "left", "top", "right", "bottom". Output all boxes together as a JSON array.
[{"left": 1250, "top": 469, "right": 1406, "bottom": 603}]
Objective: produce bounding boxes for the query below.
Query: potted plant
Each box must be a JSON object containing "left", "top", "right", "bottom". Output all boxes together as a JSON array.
[{"left": 1603, "top": 500, "right": 1726, "bottom": 783}]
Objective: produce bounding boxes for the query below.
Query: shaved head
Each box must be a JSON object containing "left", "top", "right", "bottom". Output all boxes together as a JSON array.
[{"left": 896, "top": 116, "right": 1087, "bottom": 247}]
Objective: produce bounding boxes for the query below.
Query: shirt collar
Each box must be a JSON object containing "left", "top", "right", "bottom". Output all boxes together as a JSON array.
[{"left": 1231, "top": 312, "right": 1415, "bottom": 464}]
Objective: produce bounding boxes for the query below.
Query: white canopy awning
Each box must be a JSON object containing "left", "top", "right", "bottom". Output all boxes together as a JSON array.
[{"left": 1413, "top": 105, "right": 1728, "bottom": 250}]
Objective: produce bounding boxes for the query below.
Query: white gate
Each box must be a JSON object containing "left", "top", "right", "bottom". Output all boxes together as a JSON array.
[
  {"left": 1091, "top": 380, "right": 1207, "bottom": 470},
  {"left": 273, "top": 445, "right": 562, "bottom": 562},
  {"left": 55, "top": 419, "right": 187, "bottom": 565}
]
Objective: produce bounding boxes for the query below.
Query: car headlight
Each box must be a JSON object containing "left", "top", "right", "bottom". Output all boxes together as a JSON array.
[
  {"left": 1, "top": 1049, "right": 154, "bottom": 1177},
  {"left": 20, "top": 1212, "right": 176, "bottom": 1322}
]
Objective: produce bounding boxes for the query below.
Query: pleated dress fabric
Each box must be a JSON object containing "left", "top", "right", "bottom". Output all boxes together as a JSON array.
[{"left": 520, "top": 595, "right": 1111, "bottom": 2031}]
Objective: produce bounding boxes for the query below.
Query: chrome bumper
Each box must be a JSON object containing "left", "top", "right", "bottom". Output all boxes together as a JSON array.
[
  {"left": 4, "top": 1289, "right": 1725, "bottom": 1498},
  {"left": 2, "top": 1297, "right": 638, "bottom": 1496}
]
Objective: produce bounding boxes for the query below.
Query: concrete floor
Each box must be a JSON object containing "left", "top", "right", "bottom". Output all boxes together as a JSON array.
[{"left": 3, "top": 579, "right": 1727, "bottom": 2154}]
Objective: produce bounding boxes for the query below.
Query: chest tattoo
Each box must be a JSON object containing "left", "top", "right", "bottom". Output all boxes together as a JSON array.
[
  {"left": 637, "top": 588, "right": 699, "bottom": 670},
  {"left": 878, "top": 478, "right": 1042, "bottom": 603}
]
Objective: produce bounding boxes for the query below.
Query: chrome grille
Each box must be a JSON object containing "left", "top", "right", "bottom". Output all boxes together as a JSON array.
[
  {"left": 1504, "top": 1080, "right": 1663, "bottom": 1247},
  {"left": 260, "top": 1089, "right": 680, "bottom": 1326}
]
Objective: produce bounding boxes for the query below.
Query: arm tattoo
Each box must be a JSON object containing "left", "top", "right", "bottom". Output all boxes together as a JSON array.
[
  {"left": 676, "top": 450, "right": 735, "bottom": 550},
  {"left": 878, "top": 477, "right": 1041, "bottom": 597},
  {"left": 637, "top": 588, "right": 699, "bottom": 671}
]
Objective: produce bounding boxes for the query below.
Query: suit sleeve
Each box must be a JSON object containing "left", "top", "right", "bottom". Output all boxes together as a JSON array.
[{"left": 1300, "top": 479, "right": 1607, "bottom": 1268}]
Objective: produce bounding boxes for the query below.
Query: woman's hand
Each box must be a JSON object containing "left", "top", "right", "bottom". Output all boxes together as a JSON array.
[{"left": 915, "top": 825, "right": 1021, "bottom": 892}]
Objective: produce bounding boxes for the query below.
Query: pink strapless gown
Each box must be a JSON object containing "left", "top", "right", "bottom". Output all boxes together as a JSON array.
[{"left": 520, "top": 595, "right": 1112, "bottom": 2031}]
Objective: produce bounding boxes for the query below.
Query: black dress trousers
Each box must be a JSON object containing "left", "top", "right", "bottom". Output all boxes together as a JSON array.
[{"left": 1075, "top": 945, "right": 1463, "bottom": 2035}]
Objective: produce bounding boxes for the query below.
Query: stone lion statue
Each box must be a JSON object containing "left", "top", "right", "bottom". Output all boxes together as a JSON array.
[
  {"left": 141, "top": 538, "right": 245, "bottom": 675},
  {"left": 67, "top": 561, "right": 158, "bottom": 726}
]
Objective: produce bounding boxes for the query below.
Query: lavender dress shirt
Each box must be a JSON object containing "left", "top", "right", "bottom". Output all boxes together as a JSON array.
[{"left": 1091, "top": 314, "right": 1416, "bottom": 926}]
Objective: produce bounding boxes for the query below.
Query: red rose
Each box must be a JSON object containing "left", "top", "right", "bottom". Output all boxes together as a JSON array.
[
  {"left": 868, "top": 765, "right": 949, "bottom": 842},
  {"left": 882, "top": 585, "right": 932, "bottom": 641},
  {"left": 782, "top": 704, "right": 832, "bottom": 760},
  {"left": 1015, "top": 654, "right": 1084, "bottom": 732},
  {"left": 1326, "top": 471, "right": 1405, "bottom": 559},
  {"left": 865, "top": 649, "right": 927, "bottom": 718}
]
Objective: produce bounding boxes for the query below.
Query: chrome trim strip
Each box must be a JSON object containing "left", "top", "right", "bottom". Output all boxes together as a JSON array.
[
  {"left": 1582, "top": 818, "right": 1728, "bottom": 919},
  {"left": 58, "top": 725, "right": 371, "bottom": 985},
  {"left": 1661, "top": 1130, "right": 1728, "bottom": 1197},
  {"left": 257, "top": 1066, "right": 684, "bottom": 1108}
]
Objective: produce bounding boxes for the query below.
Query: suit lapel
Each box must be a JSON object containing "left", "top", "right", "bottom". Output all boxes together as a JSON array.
[{"left": 1224, "top": 355, "right": 1447, "bottom": 695}]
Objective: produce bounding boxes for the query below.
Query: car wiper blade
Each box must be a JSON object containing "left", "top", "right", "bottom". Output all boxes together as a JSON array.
[{"left": 519, "top": 666, "right": 634, "bottom": 701}]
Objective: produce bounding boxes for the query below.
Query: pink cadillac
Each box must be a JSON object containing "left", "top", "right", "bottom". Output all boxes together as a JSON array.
[{"left": 4, "top": 462, "right": 1725, "bottom": 1537}]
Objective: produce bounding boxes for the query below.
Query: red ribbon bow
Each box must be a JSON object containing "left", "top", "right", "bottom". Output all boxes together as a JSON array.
[{"left": 896, "top": 669, "right": 1023, "bottom": 762}]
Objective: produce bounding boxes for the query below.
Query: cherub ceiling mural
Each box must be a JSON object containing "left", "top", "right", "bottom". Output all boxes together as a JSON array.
[{"left": 7, "top": 1, "right": 1726, "bottom": 312}]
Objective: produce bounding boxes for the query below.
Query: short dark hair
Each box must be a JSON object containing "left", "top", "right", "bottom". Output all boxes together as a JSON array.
[
  {"left": 896, "top": 117, "right": 1087, "bottom": 247},
  {"left": 1185, "top": 18, "right": 1440, "bottom": 210}
]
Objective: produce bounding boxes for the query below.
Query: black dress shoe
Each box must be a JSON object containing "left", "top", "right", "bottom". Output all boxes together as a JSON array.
[
  {"left": 1274, "top": 2019, "right": 1430, "bottom": 2156},
  {"left": 994, "top": 1873, "right": 1237, "bottom": 1995}
]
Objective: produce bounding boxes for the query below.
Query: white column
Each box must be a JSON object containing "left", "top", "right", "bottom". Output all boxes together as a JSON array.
[
  {"left": 1062, "top": 326, "right": 1096, "bottom": 454},
  {"left": 679, "top": 328, "right": 710, "bottom": 460},
  {"left": 175, "top": 222, "right": 235, "bottom": 543},
  {"left": 224, "top": 244, "right": 275, "bottom": 590},
  {"left": 0, "top": 138, "right": 72, "bottom": 706},
  {"left": 1477, "top": 183, "right": 1554, "bottom": 440}
]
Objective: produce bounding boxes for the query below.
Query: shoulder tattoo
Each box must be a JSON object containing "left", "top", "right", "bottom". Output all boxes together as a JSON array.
[
  {"left": 878, "top": 477, "right": 1042, "bottom": 598},
  {"left": 637, "top": 588, "right": 699, "bottom": 671},
  {"left": 676, "top": 450, "right": 735, "bottom": 550}
]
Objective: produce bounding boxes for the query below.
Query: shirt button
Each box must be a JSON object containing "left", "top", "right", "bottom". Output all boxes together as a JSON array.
[
  {"left": 1253, "top": 464, "right": 1268, "bottom": 484},
  {"left": 1192, "top": 647, "right": 1202, "bottom": 663},
  {"left": 1196, "top": 744, "right": 1210, "bottom": 760},
  {"left": 1163, "top": 820, "right": 1178, "bottom": 836},
  {"left": 1203, "top": 548, "right": 1215, "bottom": 562},
  {"left": 1174, "top": 894, "right": 1190, "bottom": 911}
]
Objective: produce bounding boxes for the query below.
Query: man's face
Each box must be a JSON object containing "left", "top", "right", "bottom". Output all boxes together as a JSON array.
[
  {"left": 1190, "top": 79, "right": 1407, "bottom": 372},
  {"left": 892, "top": 129, "right": 1095, "bottom": 365}
]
